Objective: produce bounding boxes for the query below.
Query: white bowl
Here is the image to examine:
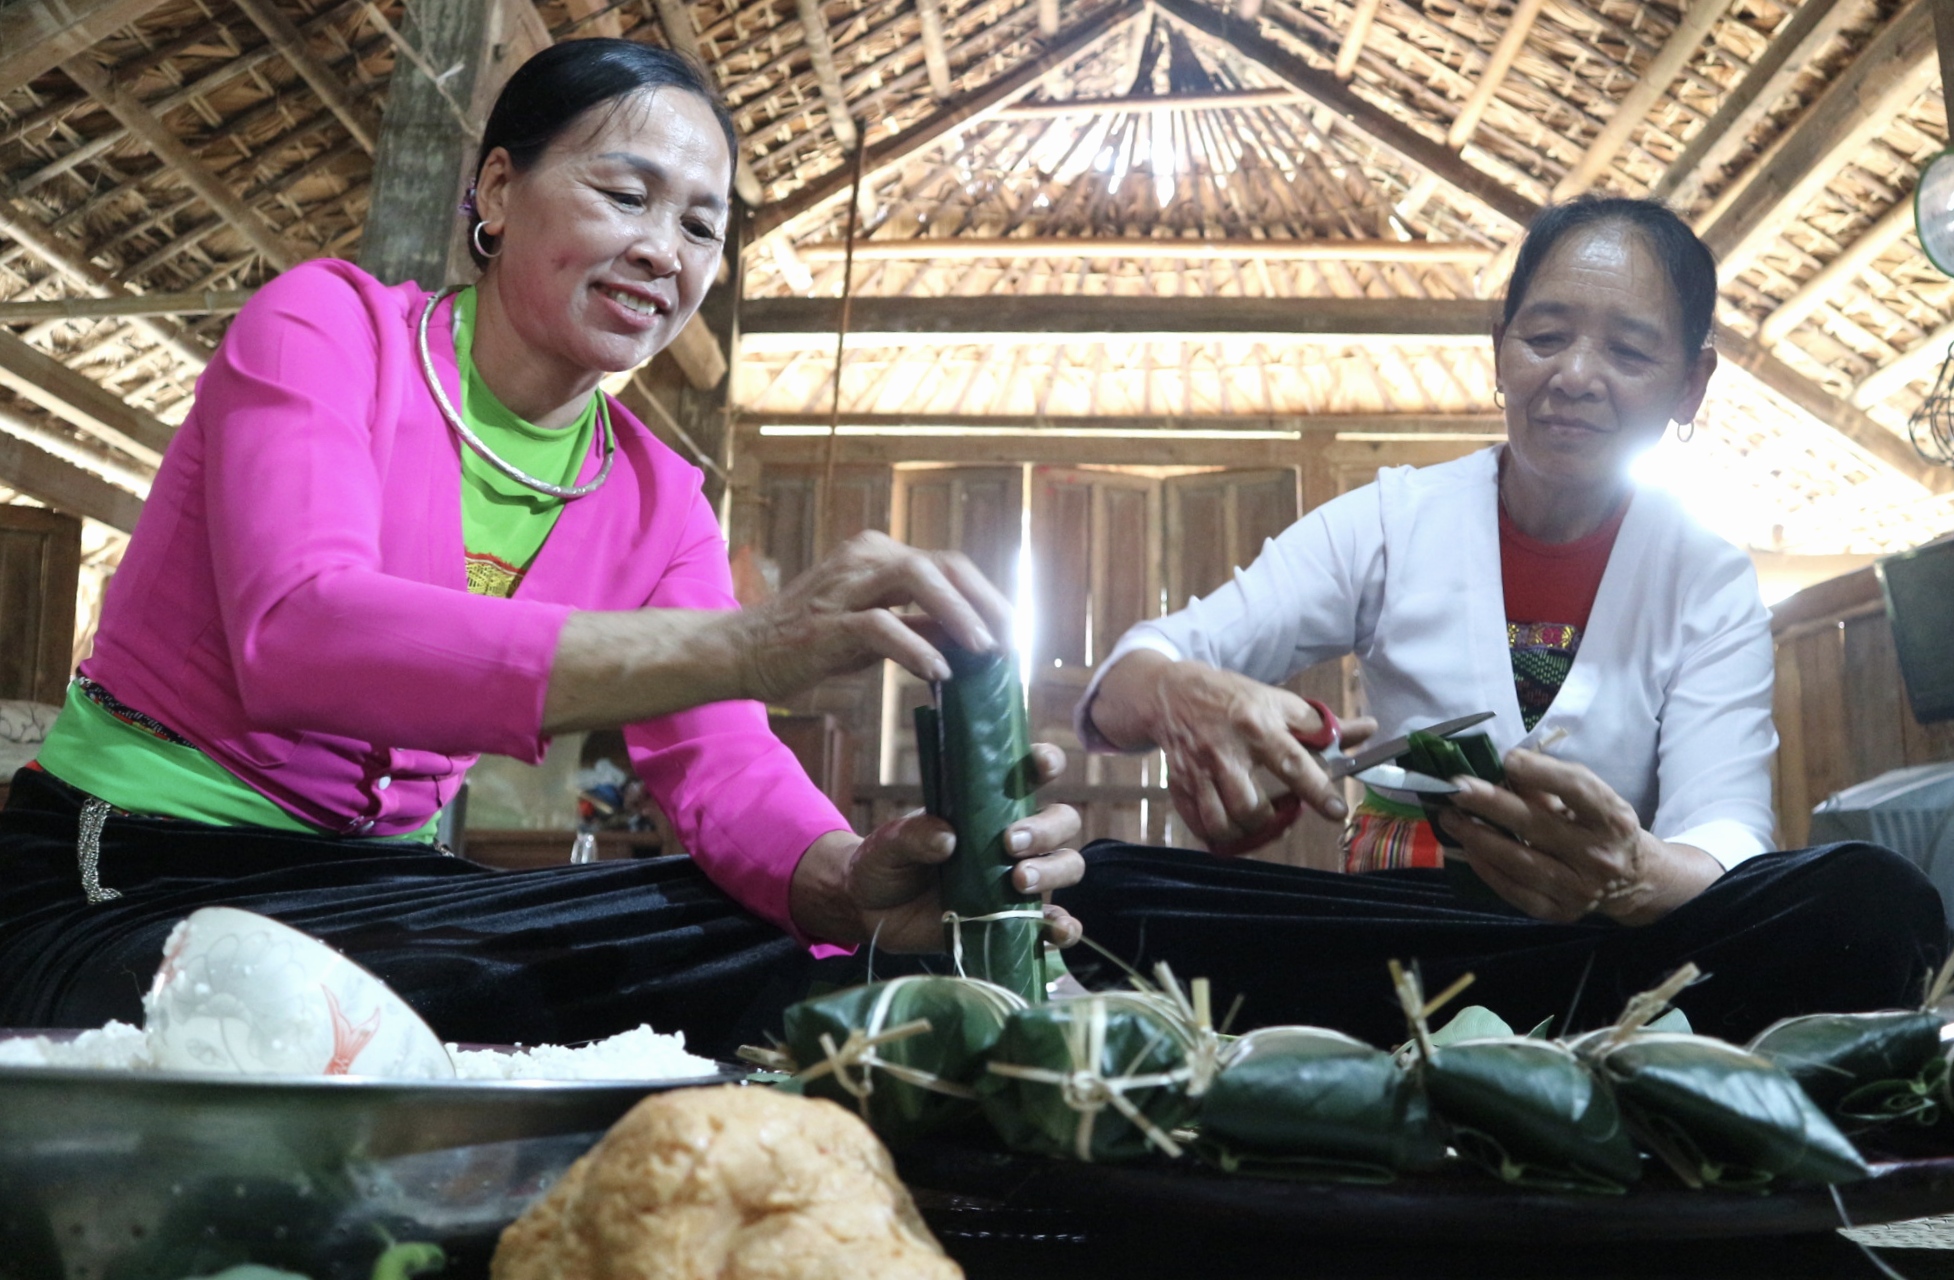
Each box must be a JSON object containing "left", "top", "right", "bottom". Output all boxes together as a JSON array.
[{"left": 143, "top": 907, "right": 455, "bottom": 1079}]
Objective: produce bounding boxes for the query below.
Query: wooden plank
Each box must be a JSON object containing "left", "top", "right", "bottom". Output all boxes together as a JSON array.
[
  {"left": 0, "top": 288, "right": 254, "bottom": 323},
  {"left": 0, "top": 0, "right": 168, "bottom": 97},
  {"left": 1852, "top": 313, "right": 1954, "bottom": 409},
  {"left": 1756, "top": 199, "right": 1912, "bottom": 348},
  {"left": 1032, "top": 469, "right": 1093, "bottom": 668},
  {"left": 0, "top": 429, "right": 145, "bottom": 532},
  {"left": 998, "top": 88, "right": 1304, "bottom": 116},
  {"left": 1769, "top": 564, "right": 1882, "bottom": 634},
  {"left": 1446, "top": 0, "right": 1548, "bottom": 150},
  {"left": 1038, "top": 0, "right": 1060, "bottom": 36},
  {"left": 793, "top": 236, "right": 1494, "bottom": 262},
  {"left": 1152, "top": 0, "right": 1539, "bottom": 227},
  {"left": 1550, "top": 0, "right": 1740, "bottom": 201},
  {"left": 1794, "top": 624, "right": 1852, "bottom": 824},
  {"left": 1773, "top": 638, "right": 1810, "bottom": 845},
  {"left": 742, "top": 421, "right": 1500, "bottom": 467},
  {"left": 0, "top": 505, "right": 80, "bottom": 704},
  {"left": 60, "top": 56, "right": 303, "bottom": 270},
  {"left": 915, "top": 0, "right": 954, "bottom": 99},
  {"left": 740, "top": 410, "right": 1503, "bottom": 432},
  {"left": 1716, "top": 325, "right": 1954, "bottom": 494},
  {"left": 230, "top": 0, "right": 377, "bottom": 152},
  {"left": 752, "top": 0, "right": 1147, "bottom": 238},
  {"left": 794, "top": 0, "right": 860, "bottom": 152},
  {"left": 1696, "top": 0, "right": 1939, "bottom": 281},
  {"left": 1651, "top": 0, "right": 1864, "bottom": 207},
  {"left": 358, "top": 0, "right": 495, "bottom": 287},
  {"left": 1334, "top": 0, "right": 1383, "bottom": 78},
  {"left": 0, "top": 328, "right": 174, "bottom": 466},
  {"left": 663, "top": 313, "right": 728, "bottom": 390},
  {"left": 741, "top": 295, "right": 1499, "bottom": 340}
]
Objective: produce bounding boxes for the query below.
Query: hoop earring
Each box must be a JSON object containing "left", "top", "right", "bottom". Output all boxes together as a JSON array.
[
  {"left": 471, "top": 221, "right": 501, "bottom": 260},
  {"left": 1493, "top": 386, "right": 1505, "bottom": 409},
  {"left": 1677, "top": 419, "right": 1696, "bottom": 443}
]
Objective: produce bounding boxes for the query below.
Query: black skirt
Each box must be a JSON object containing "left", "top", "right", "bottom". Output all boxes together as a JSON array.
[
  {"left": 1053, "top": 838, "right": 1951, "bottom": 1046},
  {"left": 0, "top": 768, "right": 811, "bottom": 1060}
]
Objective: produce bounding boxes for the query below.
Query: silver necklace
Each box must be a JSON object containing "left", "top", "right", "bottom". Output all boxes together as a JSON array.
[{"left": 417, "top": 286, "right": 615, "bottom": 500}]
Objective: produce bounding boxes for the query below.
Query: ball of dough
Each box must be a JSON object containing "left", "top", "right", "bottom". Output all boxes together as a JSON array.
[{"left": 492, "top": 1085, "right": 962, "bottom": 1280}]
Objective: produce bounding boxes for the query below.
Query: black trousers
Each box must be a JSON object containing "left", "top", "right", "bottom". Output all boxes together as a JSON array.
[
  {"left": 0, "top": 769, "right": 811, "bottom": 1059},
  {"left": 1053, "top": 839, "right": 1950, "bottom": 1047}
]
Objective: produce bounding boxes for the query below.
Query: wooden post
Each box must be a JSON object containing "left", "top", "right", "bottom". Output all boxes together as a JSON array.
[{"left": 685, "top": 208, "right": 746, "bottom": 518}]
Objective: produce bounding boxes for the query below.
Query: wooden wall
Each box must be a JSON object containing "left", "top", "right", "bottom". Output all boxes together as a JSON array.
[
  {"left": 1771, "top": 567, "right": 1954, "bottom": 847},
  {"left": 0, "top": 505, "right": 80, "bottom": 706}
]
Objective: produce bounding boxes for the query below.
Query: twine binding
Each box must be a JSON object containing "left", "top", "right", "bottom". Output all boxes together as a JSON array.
[
  {"left": 942, "top": 906, "right": 1044, "bottom": 980},
  {"left": 986, "top": 994, "right": 1193, "bottom": 1162}
]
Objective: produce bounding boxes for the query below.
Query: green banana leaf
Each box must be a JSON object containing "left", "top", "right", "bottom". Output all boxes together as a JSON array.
[
  {"left": 1397, "top": 730, "right": 1509, "bottom": 908},
  {"left": 1747, "top": 1010, "right": 1946, "bottom": 1126},
  {"left": 781, "top": 976, "right": 1027, "bottom": 1144},
  {"left": 1201, "top": 1027, "right": 1446, "bottom": 1179},
  {"left": 916, "top": 643, "right": 1046, "bottom": 1003},
  {"left": 1589, "top": 1033, "right": 1870, "bottom": 1189},
  {"left": 1419, "top": 1038, "right": 1643, "bottom": 1193},
  {"left": 979, "top": 992, "right": 1198, "bottom": 1162}
]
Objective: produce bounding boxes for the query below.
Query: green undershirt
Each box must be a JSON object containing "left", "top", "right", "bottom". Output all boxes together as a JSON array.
[{"left": 36, "top": 285, "right": 599, "bottom": 836}]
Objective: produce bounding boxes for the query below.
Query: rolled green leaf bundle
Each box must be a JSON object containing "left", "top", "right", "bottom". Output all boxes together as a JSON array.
[
  {"left": 1749, "top": 1010, "right": 1947, "bottom": 1127},
  {"left": 1420, "top": 1037, "right": 1644, "bottom": 1192},
  {"left": 1587, "top": 1033, "right": 1870, "bottom": 1189},
  {"left": 1202, "top": 1027, "right": 1446, "bottom": 1180},
  {"left": 915, "top": 642, "right": 1046, "bottom": 1003},
  {"left": 979, "top": 992, "right": 1197, "bottom": 1162},
  {"left": 1396, "top": 730, "right": 1508, "bottom": 907},
  {"left": 778, "top": 976, "right": 1027, "bottom": 1143}
]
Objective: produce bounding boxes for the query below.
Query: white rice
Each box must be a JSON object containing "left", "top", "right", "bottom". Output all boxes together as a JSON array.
[{"left": 0, "top": 1019, "right": 716, "bottom": 1082}]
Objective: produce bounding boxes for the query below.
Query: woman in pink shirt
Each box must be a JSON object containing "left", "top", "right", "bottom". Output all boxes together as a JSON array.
[{"left": 0, "top": 41, "right": 1083, "bottom": 1056}]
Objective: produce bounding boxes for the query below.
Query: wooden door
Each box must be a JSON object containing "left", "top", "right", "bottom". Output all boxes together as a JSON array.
[
  {"left": 0, "top": 505, "right": 81, "bottom": 705},
  {"left": 1162, "top": 469, "right": 1299, "bottom": 609},
  {"left": 755, "top": 463, "right": 892, "bottom": 587}
]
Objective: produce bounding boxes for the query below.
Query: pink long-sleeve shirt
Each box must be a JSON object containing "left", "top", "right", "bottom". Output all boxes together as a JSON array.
[{"left": 81, "top": 258, "right": 849, "bottom": 937}]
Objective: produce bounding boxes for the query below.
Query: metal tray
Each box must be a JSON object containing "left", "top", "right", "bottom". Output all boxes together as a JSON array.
[{"left": 0, "top": 1059, "right": 742, "bottom": 1280}]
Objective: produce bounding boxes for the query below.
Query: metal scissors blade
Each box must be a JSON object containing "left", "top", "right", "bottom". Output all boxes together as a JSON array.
[{"left": 1323, "top": 710, "right": 1497, "bottom": 781}]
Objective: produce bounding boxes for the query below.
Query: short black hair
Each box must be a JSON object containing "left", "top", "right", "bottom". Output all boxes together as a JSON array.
[
  {"left": 465, "top": 40, "right": 737, "bottom": 267},
  {"left": 1502, "top": 195, "right": 1718, "bottom": 355}
]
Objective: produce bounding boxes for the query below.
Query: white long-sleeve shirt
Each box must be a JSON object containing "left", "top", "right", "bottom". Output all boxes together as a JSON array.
[{"left": 1078, "top": 447, "right": 1777, "bottom": 869}]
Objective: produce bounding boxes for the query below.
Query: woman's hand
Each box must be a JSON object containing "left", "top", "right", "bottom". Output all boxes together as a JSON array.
[
  {"left": 1090, "top": 650, "right": 1375, "bottom": 849},
  {"left": 734, "top": 531, "right": 1012, "bottom": 702},
  {"left": 788, "top": 744, "right": 1085, "bottom": 951},
  {"left": 1438, "top": 748, "right": 1723, "bottom": 925},
  {"left": 543, "top": 531, "right": 1011, "bottom": 734}
]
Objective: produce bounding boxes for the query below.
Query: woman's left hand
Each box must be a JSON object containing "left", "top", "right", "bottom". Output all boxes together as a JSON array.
[
  {"left": 790, "top": 743, "right": 1085, "bottom": 952},
  {"left": 1437, "top": 749, "right": 1723, "bottom": 926}
]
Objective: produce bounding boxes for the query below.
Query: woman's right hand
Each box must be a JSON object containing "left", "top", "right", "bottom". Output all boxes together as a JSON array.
[
  {"left": 733, "top": 531, "right": 1013, "bottom": 702},
  {"left": 1090, "top": 650, "right": 1374, "bottom": 849}
]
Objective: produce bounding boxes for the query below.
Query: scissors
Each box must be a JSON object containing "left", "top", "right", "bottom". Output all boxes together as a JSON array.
[{"left": 1322, "top": 709, "right": 1497, "bottom": 796}]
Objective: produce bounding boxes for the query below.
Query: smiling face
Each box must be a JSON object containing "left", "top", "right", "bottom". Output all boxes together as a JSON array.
[
  {"left": 471, "top": 87, "right": 731, "bottom": 379},
  {"left": 1493, "top": 221, "right": 1716, "bottom": 492}
]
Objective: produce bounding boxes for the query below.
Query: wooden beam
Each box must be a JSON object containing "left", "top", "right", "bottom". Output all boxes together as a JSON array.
[
  {"left": 795, "top": 0, "right": 860, "bottom": 152},
  {"left": 740, "top": 417, "right": 1501, "bottom": 466},
  {"left": 664, "top": 313, "right": 729, "bottom": 390},
  {"left": 999, "top": 87, "right": 1304, "bottom": 115},
  {"left": 359, "top": 0, "right": 499, "bottom": 287},
  {"left": 1446, "top": 0, "right": 1547, "bottom": 150},
  {"left": 1649, "top": 0, "right": 1863, "bottom": 207},
  {"left": 60, "top": 56, "right": 303, "bottom": 270},
  {"left": 739, "top": 410, "right": 1502, "bottom": 432},
  {"left": 1152, "top": 0, "right": 1538, "bottom": 227},
  {"left": 0, "top": 0, "right": 168, "bottom": 97},
  {"left": 794, "top": 236, "right": 1494, "bottom": 262},
  {"left": 0, "top": 413, "right": 146, "bottom": 532},
  {"left": 1696, "top": 0, "right": 1939, "bottom": 281},
  {"left": 1550, "top": 0, "right": 1739, "bottom": 201},
  {"left": 740, "top": 295, "right": 1499, "bottom": 342},
  {"left": 1851, "top": 315, "right": 1954, "bottom": 409},
  {"left": 1756, "top": 200, "right": 1913, "bottom": 348},
  {"left": 229, "top": 0, "right": 377, "bottom": 153},
  {"left": 1038, "top": 0, "right": 1061, "bottom": 37},
  {"left": 753, "top": 0, "right": 1147, "bottom": 238},
  {"left": 0, "top": 329, "right": 174, "bottom": 466},
  {"left": 914, "top": 0, "right": 955, "bottom": 99},
  {"left": 0, "top": 287, "right": 255, "bottom": 323},
  {"left": 0, "top": 198, "right": 211, "bottom": 369},
  {"left": 1334, "top": 0, "right": 1383, "bottom": 79},
  {"left": 1238, "top": 0, "right": 1262, "bottom": 20},
  {"left": 1716, "top": 324, "right": 1954, "bottom": 493}
]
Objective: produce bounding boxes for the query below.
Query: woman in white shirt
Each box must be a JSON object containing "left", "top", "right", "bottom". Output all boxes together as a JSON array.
[{"left": 1062, "top": 196, "right": 1945, "bottom": 1045}]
